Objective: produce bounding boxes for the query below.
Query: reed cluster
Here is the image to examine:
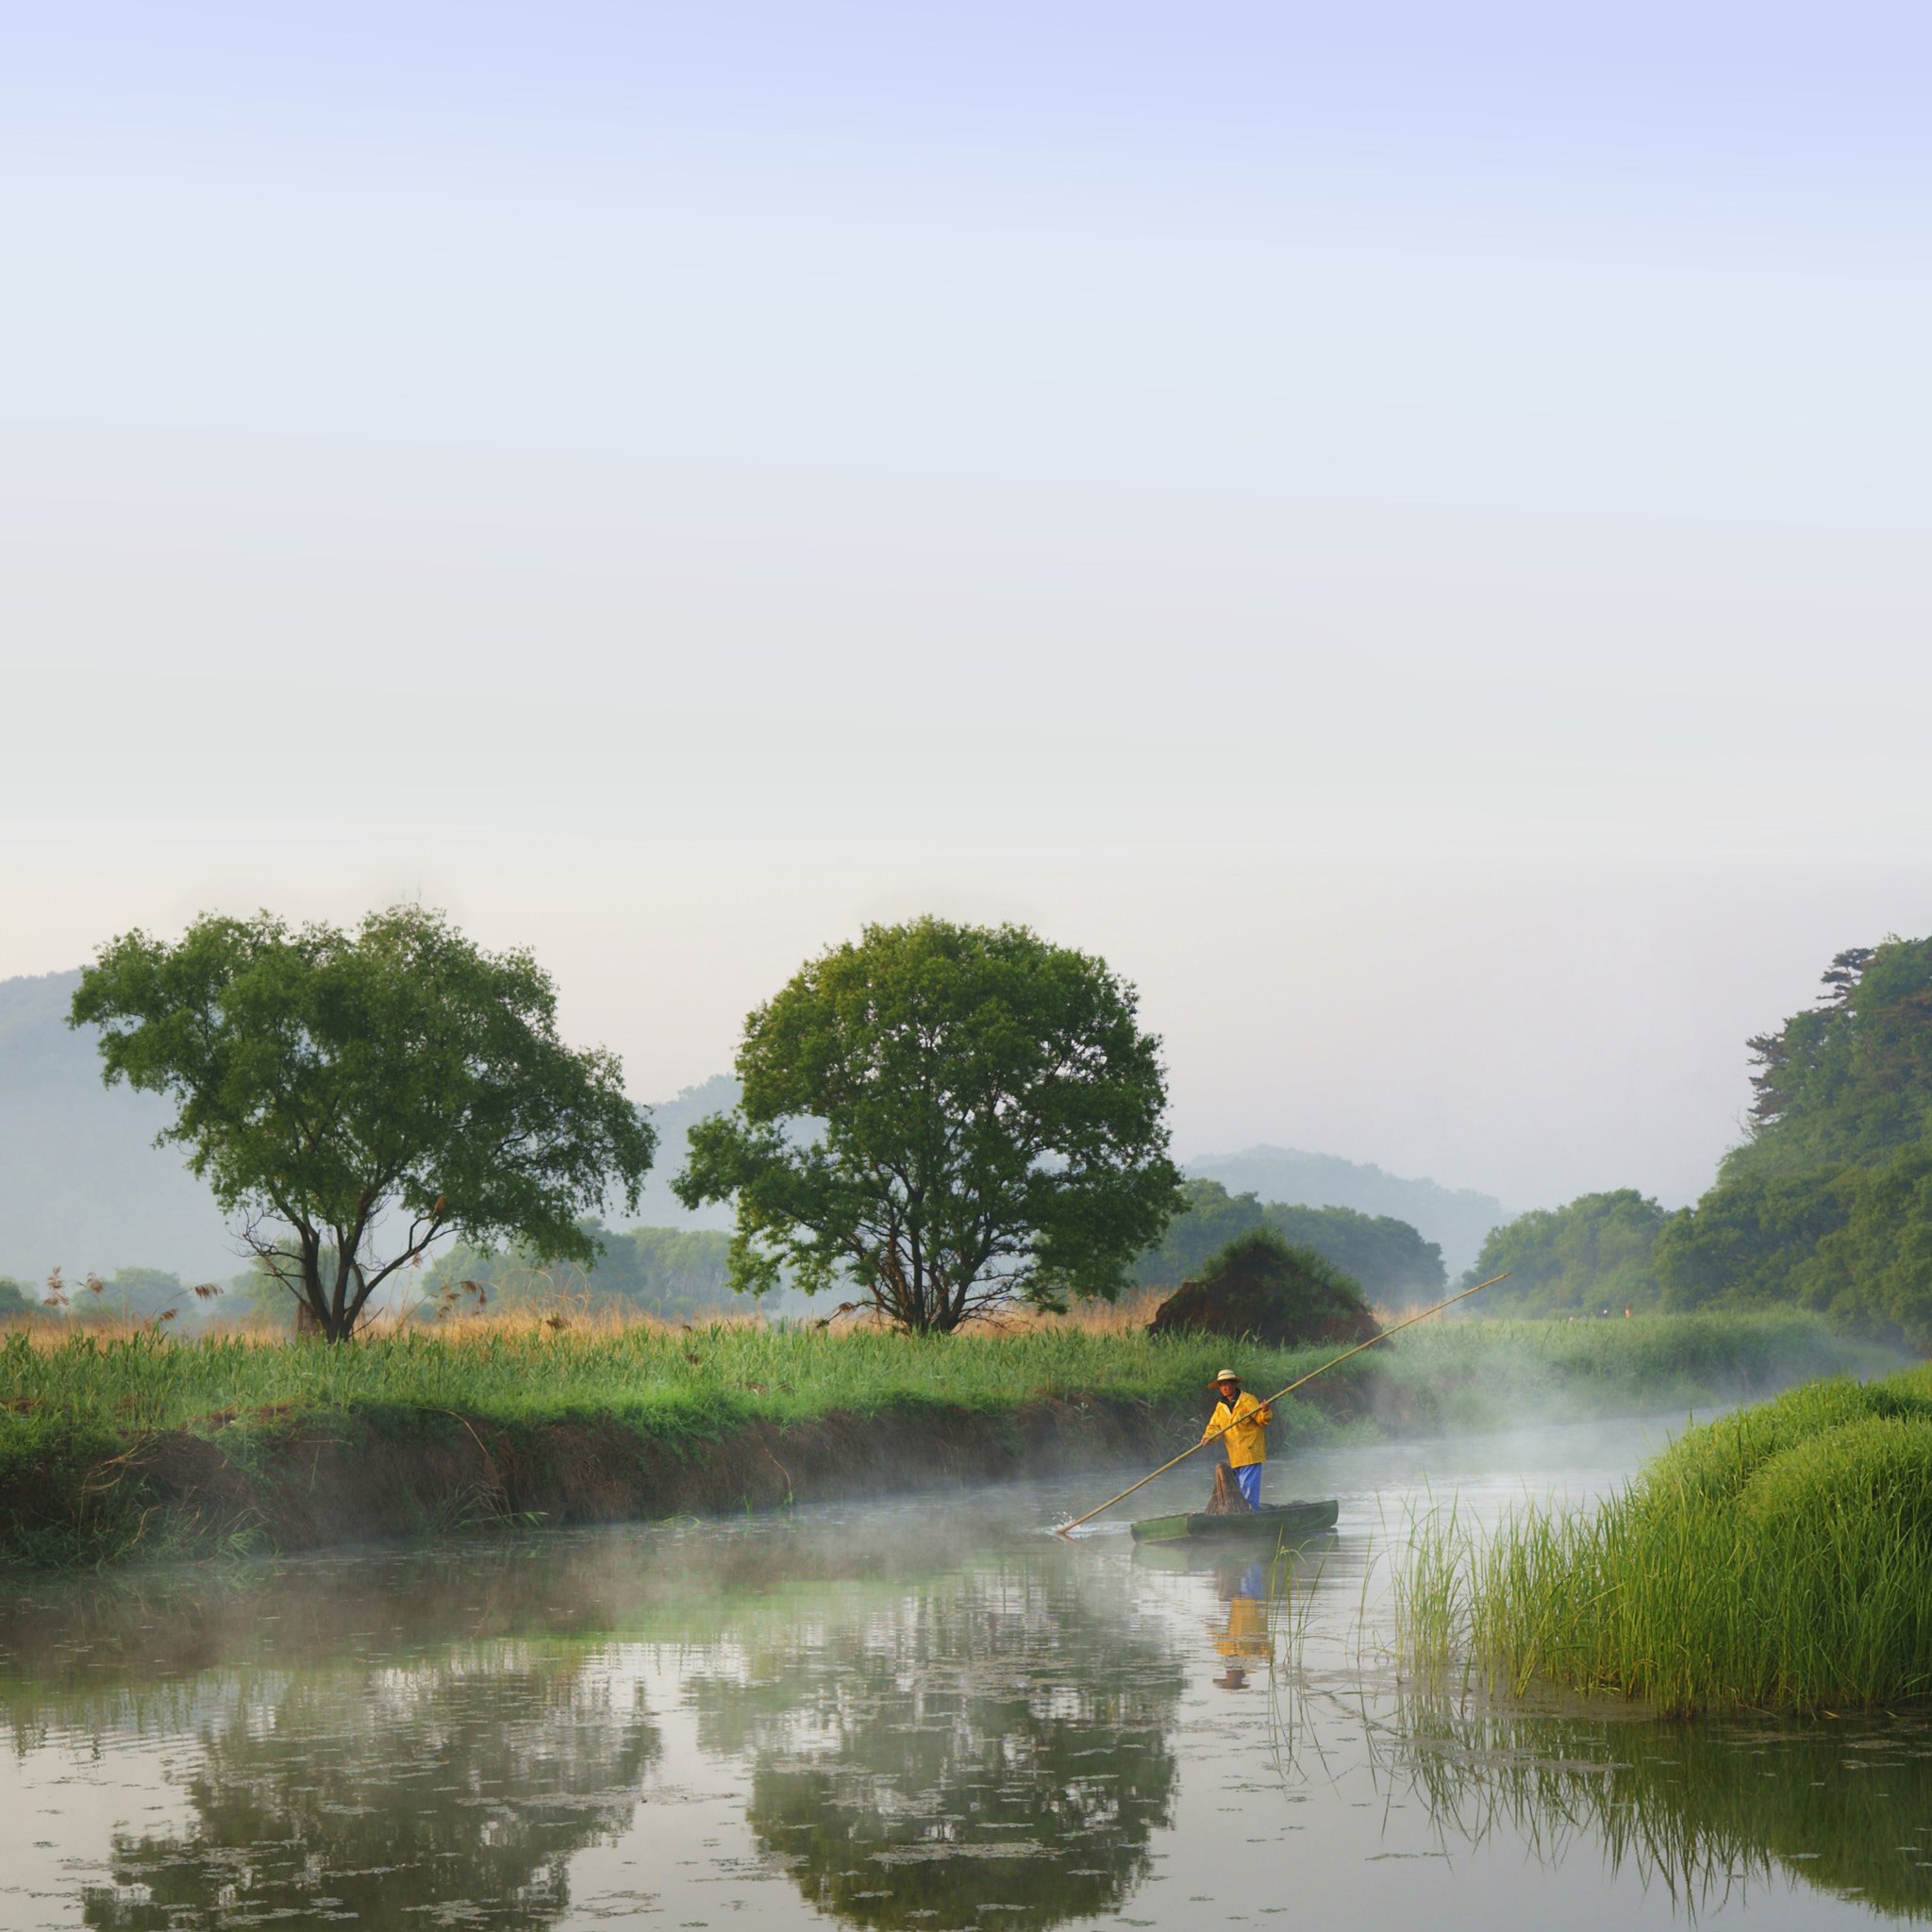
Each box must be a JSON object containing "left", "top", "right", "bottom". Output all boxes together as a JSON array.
[
  {"left": 1398, "top": 1361, "right": 1932, "bottom": 1714},
  {"left": 0, "top": 1320, "right": 1368, "bottom": 1445},
  {"left": 0, "top": 1307, "right": 1875, "bottom": 1447}
]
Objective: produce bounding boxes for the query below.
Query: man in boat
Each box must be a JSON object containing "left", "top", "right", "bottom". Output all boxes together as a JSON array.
[{"left": 1205, "top": 1369, "right": 1274, "bottom": 1511}]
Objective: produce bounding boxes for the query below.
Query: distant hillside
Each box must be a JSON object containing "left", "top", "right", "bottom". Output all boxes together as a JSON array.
[
  {"left": 0, "top": 970, "right": 740, "bottom": 1286},
  {"left": 0, "top": 968, "right": 238, "bottom": 1284},
  {"left": 630, "top": 1074, "right": 740, "bottom": 1229},
  {"left": 1185, "top": 1145, "right": 1507, "bottom": 1276}
]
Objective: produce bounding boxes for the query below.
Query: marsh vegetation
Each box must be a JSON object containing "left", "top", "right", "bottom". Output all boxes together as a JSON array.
[
  {"left": 1398, "top": 1360, "right": 1932, "bottom": 1715},
  {"left": 0, "top": 1307, "right": 1890, "bottom": 1570}
]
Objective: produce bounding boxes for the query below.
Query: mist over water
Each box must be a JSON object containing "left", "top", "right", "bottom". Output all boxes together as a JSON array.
[{"left": 4, "top": 1418, "right": 1923, "bottom": 1931}]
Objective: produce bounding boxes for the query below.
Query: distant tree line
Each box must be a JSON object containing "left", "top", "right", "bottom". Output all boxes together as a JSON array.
[
  {"left": 0, "top": 1265, "right": 219, "bottom": 1326},
  {"left": 413, "top": 1219, "right": 737, "bottom": 1325},
  {"left": 1133, "top": 1177, "right": 1446, "bottom": 1304},
  {"left": 1459, "top": 1191, "right": 1671, "bottom": 1317},
  {"left": 1465, "top": 936, "right": 1932, "bottom": 1349}
]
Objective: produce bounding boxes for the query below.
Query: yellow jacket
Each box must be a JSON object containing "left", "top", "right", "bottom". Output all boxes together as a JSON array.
[
  {"left": 1217, "top": 1596, "right": 1272, "bottom": 1660},
  {"left": 1205, "top": 1391, "right": 1273, "bottom": 1468}
]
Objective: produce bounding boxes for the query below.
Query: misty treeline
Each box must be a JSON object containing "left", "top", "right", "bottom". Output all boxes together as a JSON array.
[
  {"left": 1132, "top": 1178, "right": 1445, "bottom": 1304},
  {"left": 415, "top": 1220, "right": 734, "bottom": 1324},
  {"left": 407, "top": 1183, "right": 1447, "bottom": 1324},
  {"left": 0, "top": 1265, "right": 215, "bottom": 1325},
  {"left": 205, "top": 1221, "right": 735, "bottom": 1330},
  {"left": 1467, "top": 935, "right": 1932, "bottom": 1350}
]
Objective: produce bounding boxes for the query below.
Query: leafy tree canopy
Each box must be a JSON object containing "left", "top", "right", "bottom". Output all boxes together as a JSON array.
[
  {"left": 1655, "top": 1144, "right": 1932, "bottom": 1352},
  {"left": 1460, "top": 1189, "right": 1669, "bottom": 1317},
  {"left": 0, "top": 1276, "right": 30, "bottom": 1318},
  {"left": 1133, "top": 1177, "right": 1445, "bottom": 1302},
  {"left": 1725, "top": 934, "right": 1932, "bottom": 1182},
  {"left": 674, "top": 916, "right": 1183, "bottom": 1333},
  {"left": 69, "top": 906, "right": 654, "bottom": 1340}
]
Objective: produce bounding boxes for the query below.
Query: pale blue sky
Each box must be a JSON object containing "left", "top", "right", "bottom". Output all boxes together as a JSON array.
[{"left": 5, "top": 3, "right": 1928, "bottom": 1210}]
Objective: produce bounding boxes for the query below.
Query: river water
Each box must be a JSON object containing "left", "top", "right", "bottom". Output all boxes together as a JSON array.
[{"left": 2, "top": 1416, "right": 1928, "bottom": 1931}]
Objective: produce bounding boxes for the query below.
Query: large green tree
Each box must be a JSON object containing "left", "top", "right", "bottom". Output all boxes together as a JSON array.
[
  {"left": 673, "top": 917, "right": 1183, "bottom": 1332},
  {"left": 70, "top": 907, "right": 654, "bottom": 1340},
  {"left": 1459, "top": 1189, "right": 1669, "bottom": 1316},
  {"left": 1653, "top": 1145, "right": 1932, "bottom": 1351},
  {"left": 1646, "top": 933, "right": 1932, "bottom": 1348},
  {"left": 1726, "top": 935, "right": 1932, "bottom": 1181}
]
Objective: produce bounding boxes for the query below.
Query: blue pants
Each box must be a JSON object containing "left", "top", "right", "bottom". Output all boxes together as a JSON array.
[{"left": 1232, "top": 1464, "right": 1262, "bottom": 1509}]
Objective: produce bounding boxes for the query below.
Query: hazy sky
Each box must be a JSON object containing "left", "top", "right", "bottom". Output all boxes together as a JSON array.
[{"left": 6, "top": 3, "right": 1928, "bottom": 1212}]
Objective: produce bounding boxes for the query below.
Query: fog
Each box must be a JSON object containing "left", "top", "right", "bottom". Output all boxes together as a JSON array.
[{"left": 5, "top": 3, "right": 1930, "bottom": 1219}]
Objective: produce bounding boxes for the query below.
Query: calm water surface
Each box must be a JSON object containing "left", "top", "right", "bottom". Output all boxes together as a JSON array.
[{"left": 2, "top": 1417, "right": 1928, "bottom": 1931}]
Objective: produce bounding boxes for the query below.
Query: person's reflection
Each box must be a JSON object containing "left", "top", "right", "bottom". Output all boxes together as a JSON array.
[{"left": 1210, "top": 1558, "right": 1272, "bottom": 1687}]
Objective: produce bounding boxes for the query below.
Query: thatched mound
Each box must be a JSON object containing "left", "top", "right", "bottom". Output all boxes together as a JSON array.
[{"left": 1148, "top": 1229, "right": 1382, "bottom": 1350}]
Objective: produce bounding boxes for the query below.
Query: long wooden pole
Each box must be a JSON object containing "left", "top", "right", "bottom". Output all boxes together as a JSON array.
[{"left": 1054, "top": 1272, "right": 1509, "bottom": 1538}]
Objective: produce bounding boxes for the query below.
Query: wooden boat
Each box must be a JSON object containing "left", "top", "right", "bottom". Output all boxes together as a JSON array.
[{"left": 1127, "top": 1498, "right": 1340, "bottom": 1545}]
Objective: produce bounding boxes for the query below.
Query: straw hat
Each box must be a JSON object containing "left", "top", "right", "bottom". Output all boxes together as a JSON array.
[{"left": 1213, "top": 1367, "right": 1241, "bottom": 1385}]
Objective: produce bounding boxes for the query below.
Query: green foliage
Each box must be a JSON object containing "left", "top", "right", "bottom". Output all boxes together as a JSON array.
[
  {"left": 1640, "top": 1370, "right": 1932, "bottom": 1506},
  {"left": 1726, "top": 934, "right": 1932, "bottom": 1182},
  {"left": 1653, "top": 1142, "right": 1932, "bottom": 1350},
  {"left": 1195, "top": 1225, "right": 1362, "bottom": 1301},
  {"left": 1148, "top": 1226, "right": 1375, "bottom": 1349},
  {"left": 1459, "top": 1189, "right": 1669, "bottom": 1315},
  {"left": 420, "top": 1220, "right": 734, "bottom": 1324},
  {"left": 1133, "top": 1177, "right": 1445, "bottom": 1301},
  {"left": 1740, "top": 1413, "right": 1932, "bottom": 1546},
  {"left": 675, "top": 917, "right": 1184, "bottom": 1333},
  {"left": 1399, "top": 1361, "right": 1932, "bottom": 1714},
  {"left": 0, "top": 1277, "right": 30, "bottom": 1318},
  {"left": 69, "top": 905, "right": 654, "bottom": 1341}
]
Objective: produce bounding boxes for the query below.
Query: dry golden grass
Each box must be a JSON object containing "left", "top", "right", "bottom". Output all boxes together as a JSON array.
[{"left": 0, "top": 1286, "right": 1172, "bottom": 1350}]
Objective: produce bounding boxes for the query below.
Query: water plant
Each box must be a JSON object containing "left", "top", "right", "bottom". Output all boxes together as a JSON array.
[{"left": 1397, "top": 1360, "right": 1932, "bottom": 1714}]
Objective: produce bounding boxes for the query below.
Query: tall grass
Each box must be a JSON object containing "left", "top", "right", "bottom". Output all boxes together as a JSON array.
[
  {"left": 0, "top": 1319, "right": 1365, "bottom": 1443},
  {"left": 0, "top": 1306, "right": 1889, "bottom": 1446},
  {"left": 0, "top": 1307, "right": 1879, "bottom": 1446},
  {"left": 1397, "top": 1360, "right": 1932, "bottom": 1714}
]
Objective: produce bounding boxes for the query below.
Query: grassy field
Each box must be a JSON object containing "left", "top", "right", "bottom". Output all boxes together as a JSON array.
[
  {"left": 0, "top": 1306, "right": 1899, "bottom": 1570},
  {"left": 1, "top": 1306, "right": 1882, "bottom": 1437},
  {"left": 1397, "top": 1357, "right": 1932, "bottom": 1715}
]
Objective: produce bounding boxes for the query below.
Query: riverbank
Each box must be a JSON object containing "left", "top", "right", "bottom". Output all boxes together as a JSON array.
[
  {"left": 1398, "top": 1356, "right": 1932, "bottom": 1714},
  {"left": 0, "top": 1310, "right": 1894, "bottom": 1567}
]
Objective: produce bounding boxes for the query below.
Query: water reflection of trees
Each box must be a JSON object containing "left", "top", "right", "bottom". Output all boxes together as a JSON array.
[
  {"left": 80, "top": 1662, "right": 658, "bottom": 1931},
  {"left": 1381, "top": 1692, "right": 1932, "bottom": 1921},
  {"left": 686, "top": 1564, "right": 1183, "bottom": 1931}
]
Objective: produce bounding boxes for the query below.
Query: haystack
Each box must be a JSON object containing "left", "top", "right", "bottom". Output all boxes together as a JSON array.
[{"left": 1148, "top": 1229, "right": 1381, "bottom": 1351}]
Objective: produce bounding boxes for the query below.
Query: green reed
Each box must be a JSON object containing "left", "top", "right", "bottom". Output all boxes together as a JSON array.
[
  {"left": 0, "top": 1322, "right": 1367, "bottom": 1446},
  {"left": 1397, "top": 1360, "right": 1932, "bottom": 1714},
  {"left": 1, "top": 1307, "right": 1876, "bottom": 1448}
]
